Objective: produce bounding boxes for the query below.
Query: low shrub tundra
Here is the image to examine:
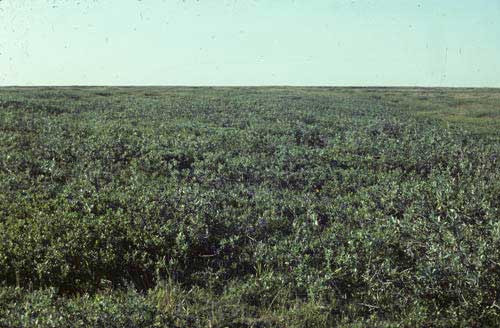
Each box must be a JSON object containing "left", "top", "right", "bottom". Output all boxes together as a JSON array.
[{"left": 0, "top": 87, "right": 499, "bottom": 327}]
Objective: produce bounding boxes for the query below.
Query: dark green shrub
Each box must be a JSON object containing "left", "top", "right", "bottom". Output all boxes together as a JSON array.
[{"left": 0, "top": 87, "right": 499, "bottom": 327}]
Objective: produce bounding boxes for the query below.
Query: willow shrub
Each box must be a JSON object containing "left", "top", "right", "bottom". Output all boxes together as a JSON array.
[{"left": 0, "top": 87, "right": 499, "bottom": 327}]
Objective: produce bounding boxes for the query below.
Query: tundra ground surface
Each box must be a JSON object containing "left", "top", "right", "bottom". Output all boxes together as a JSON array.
[{"left": 0, "top": 87, "right": 499, "bottom": 327}]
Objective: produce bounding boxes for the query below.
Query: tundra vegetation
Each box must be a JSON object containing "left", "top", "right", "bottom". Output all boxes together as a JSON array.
[{"left": 0, "top": 87, "right": 499, "bottom": 327}]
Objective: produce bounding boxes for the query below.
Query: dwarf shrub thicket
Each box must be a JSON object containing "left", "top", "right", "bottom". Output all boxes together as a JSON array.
[{"left": 0, "top": 87, "right": 499, "bottom": 327}]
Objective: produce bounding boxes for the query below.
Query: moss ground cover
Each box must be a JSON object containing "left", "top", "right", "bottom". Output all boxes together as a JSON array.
[{"left": 0, "top": 87, "right": 499, "bottom": 327}]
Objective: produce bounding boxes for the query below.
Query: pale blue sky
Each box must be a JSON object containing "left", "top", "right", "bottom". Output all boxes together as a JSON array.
[{"left": 1, "top": 0, "right": 499, "bottom": 86}]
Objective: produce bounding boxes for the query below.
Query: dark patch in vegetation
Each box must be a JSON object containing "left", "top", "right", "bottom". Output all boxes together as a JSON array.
[
  {"left": 0, "top": 100, "right": 26, "bottom": 109},
  {"left": 95, "top": 92, "right": 112, "bottom": 97}
]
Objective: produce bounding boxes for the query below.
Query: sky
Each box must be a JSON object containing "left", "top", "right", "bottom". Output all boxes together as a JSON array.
[{"left": 0, "top": 0, "right": 499, "bottom": 87}]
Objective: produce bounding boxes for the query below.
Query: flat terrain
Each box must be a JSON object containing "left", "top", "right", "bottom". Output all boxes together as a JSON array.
[{"left": 0, "top": 87, "right": 499, "bottom": 327}]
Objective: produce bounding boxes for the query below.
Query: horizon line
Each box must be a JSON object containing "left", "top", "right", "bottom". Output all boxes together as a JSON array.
[{"left": 1, "top": 85, "right": 499, "bottom": 89}]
